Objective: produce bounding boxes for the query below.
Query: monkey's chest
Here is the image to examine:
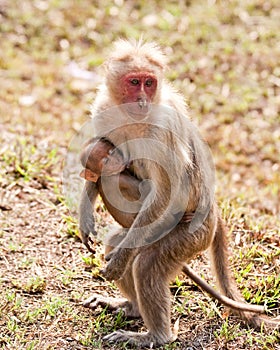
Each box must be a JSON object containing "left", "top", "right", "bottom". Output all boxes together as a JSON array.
[{"left": 108, "top": 123, "right": 149, "bottom": 142}]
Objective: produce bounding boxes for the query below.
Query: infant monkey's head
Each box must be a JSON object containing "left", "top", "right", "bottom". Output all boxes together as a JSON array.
[{"left": 80, "top": 138, "right": 126, "bottom": 182}]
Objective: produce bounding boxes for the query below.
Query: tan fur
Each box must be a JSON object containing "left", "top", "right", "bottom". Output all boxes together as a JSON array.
[{"left": 79, "top": 39, "right": 279, "bottom": 347}]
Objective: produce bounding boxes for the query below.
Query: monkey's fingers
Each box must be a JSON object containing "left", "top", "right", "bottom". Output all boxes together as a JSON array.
[
  {"left": 83, "top": 234, "right": 96, "bottom": 253},
  {"left": 100, "top": 258, "right": 125, "bottom": 281},
  {"left": 99, "top": 266, "right": 122, "bottom": 281},
  {"left": 105, "top": 250, "right": 115, "bottom": 262},
  {"left": 84, "top": 242, "right": 95, "bottom": 253},
  {"left": 99, "top": 267, "right": 114, "bottom": 281}
]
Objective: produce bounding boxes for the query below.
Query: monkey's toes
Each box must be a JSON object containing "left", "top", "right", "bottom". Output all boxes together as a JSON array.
[
  {"left": 82, "top": 295, "right": 97, "bottom": 309},
  {"left": 103, "top": 330, "right": 131, "bottom": 344},
  {"left": 82, "top": 294, "right": 107, "bottom": 309},
  {"left": 103, "top": 330, "right": 156, "bottom": 347},
  {"left": 114, "top": 304, "right": 141, "bottom": 318}
]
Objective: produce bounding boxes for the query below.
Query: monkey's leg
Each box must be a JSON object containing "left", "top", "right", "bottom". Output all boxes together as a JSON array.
[
  {"left": 104, "top": 248, "right": 176, "bottom": 347},
  {"left": 83, "top": 229, "right": 140, "bottom": 318},
  {"left": 84, "top": 267, "right": 140, "bottom": 318},
  {"left": 103, "top": 213, "right": 217, "bottom": 347}
]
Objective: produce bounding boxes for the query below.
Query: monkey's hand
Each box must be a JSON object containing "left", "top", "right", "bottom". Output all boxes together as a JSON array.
[
  {"left": 101, "top": 248, "right": 133, "bottom": 281},
  {"left": 80, "top": 228, "right": 97, "bottom": 254},
  {"left": 79, "top": 209, "right": 97, "bottom": 253}
]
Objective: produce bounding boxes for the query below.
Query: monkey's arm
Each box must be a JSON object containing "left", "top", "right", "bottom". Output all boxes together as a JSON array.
[
  {"left": 79, "top": 180, "right": 99, "bottom": 252},
  {"left": 103, "top": 164, "right": 183, "bottom": 280},
  {"left": 97, "top": 172, "right": 142, "bottom": 229}
]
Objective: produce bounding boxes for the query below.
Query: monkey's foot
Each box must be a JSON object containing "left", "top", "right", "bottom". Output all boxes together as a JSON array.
[
  {"left": 115, "top": 300, "right": 141, "bottom": 318},
  {"left": 245, "top": 312, "right": 280, "bottom": 331},
  {"left": 82, "top": 294, "right": 140, "bottom": 318},
  {"left": 103, "top": 330, "right": 175, "bottom": 347}
]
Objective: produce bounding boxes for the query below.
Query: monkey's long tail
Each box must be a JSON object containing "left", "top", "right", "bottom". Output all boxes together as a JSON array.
[
  {"left": 181, "top": 264, "right": 264, "bottom": 313},
  {"left": 208, "top": 215, "right": 279, "bottom": 329}
]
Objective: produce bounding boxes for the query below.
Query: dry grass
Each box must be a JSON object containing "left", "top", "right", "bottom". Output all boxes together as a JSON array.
[{"left": 0, "top": 0, "right": 279, "bottom": 349}]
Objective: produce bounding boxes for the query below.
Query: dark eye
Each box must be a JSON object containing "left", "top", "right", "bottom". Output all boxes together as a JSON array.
[
  {"left": 102, "top": 157, "right": 109, "bottom": 164},
  {"left": 130, "top": 79, "right": 139, "bottom": 85},
  {"left": 145, "top": 79, "right": 153, "bottom": 87}
]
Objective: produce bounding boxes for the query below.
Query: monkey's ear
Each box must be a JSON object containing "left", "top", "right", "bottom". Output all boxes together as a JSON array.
[{"left": 79, "top": 169, "right": 99, "bottom": 183}]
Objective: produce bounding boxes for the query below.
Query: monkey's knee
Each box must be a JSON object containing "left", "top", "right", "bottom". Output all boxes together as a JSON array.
[
  {"left": 186, "top": 208, "right": 217, "bottom": 253},
  {"left": 104, "top": 227, "right": 128, "bottom": 255},
  {"left": 133, "top": 250, "right": 156, "bottom": 279},
  {"left": 132, "top": 250, "right": 175, "bottom": 291}
]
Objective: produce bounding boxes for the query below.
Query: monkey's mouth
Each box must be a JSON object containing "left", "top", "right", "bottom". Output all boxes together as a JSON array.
[
  {"left": 137, "top": 98, "right": 147, "bottom": 109},
  {"left": 123, "top": 101, "right": 151, "bottom": 120}
]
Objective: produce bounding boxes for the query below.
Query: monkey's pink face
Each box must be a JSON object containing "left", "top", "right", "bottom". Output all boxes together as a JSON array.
[{"left": 121, "top": 72, "right": 157, "bottom": 109}]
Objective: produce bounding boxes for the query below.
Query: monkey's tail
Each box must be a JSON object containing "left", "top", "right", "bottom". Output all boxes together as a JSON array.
[
  {"left": 210, "top": 215, "right": 280, "bottom": 330},
  {"left": 182, "top": 264, "right": 264, "bottom": 313}
]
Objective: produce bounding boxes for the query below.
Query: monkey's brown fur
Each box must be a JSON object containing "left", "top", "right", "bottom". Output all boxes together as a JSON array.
[
  {"left": 80, "top": 138, "right": 266, "bottom": 314},
  {"left": 79, "top": 39, "right": 279, "bottom": 347},
  {"left": 79, "top": 137, "right": 128, "bottom": 183}
]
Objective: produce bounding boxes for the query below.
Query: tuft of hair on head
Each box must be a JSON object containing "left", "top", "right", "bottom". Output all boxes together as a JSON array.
[{"left": 105, "top": 38, "right": 167, "bottom": 77}]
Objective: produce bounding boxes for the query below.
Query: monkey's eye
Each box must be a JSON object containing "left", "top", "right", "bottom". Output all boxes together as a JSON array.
[
  {"left": 130, "top": 79, "right": 139, "bottom": 85},
  {"left": 145, "top": 79, "right": 153, "bottom": 87},
  {"left": 102, "top": 157, "right": 109, "bottom": 165}
]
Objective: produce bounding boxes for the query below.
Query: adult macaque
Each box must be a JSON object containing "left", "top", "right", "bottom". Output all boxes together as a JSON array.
[
  {"left": 80, "top": 137, "right": 266, "bottom": 314},
  {"left": 79, "top": 39, "right": 279, "bottom": 346}
]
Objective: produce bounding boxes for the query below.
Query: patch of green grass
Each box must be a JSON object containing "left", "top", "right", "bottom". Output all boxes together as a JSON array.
[
  {"left": 214, "top": 318, "right": 242, "bottom": 342},
  {"left": 57, "top": 269, "right": 76, "bottom": 287},
  {"left": 245, "top": 328, "right": 280, "bottom": 350},
  {"left": 0, "top": 136, "right": 59, "bottom": 186},
  {"left": 12, "top": 276, "right": 46, "bottom": 294},
  {"left": 7, "top": 238, "right": 24, "bottom": 253},
  {"left": 78, "top": 308, "right": 133, "bottom": 347},
  {"left": 62, "top": 215, "right": 79, "bottom": 238}
]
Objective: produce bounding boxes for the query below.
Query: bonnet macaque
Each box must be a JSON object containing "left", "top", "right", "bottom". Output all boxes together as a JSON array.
[
  {"left": 79, "top": 40, "right": 279, "bottom": 347},
  {"left": 80, "top": 137, "right": 266, "bottom": 314}
]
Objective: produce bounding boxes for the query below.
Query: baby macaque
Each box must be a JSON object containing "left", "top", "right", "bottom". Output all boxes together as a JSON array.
[
  {"left": 80, "top": 137, "right": 128, "bottom": 182},
  {"left": 79, "top": 137, "right": 143, "bottom": 228},
  {"left": 80, "top": 137, "right": 195, "bottom": 227}
]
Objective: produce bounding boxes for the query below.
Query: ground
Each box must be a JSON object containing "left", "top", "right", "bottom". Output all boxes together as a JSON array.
[{"left": 0, "top": 0, "right": 279, "bottom": 349}]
